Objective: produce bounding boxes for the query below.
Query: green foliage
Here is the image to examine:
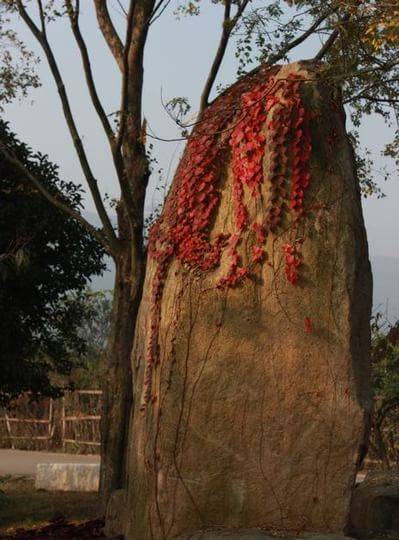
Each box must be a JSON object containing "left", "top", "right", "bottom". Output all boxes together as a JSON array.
[
  {"left": 171, "top": 0, "right": 398, "bottom": 198},
  {"left": 348, "top": 130, "right": 387, "bottom": 198},
  {"left": 370, "top": 313, "right": 399, "bottom": 467},
  {"left": 165, "top": 96, "right": 191, "bottom": 126},
  {"left": 232, "top": 1, "right": 399, "bottom": 195},
  {"left": 174, "top": 0, "right": 201, "bottom": 18},
  {"left": 235, "top": 1, "right": 303, "bottom": 75},
  {"left": 69, "top": 290, "right": 113, "bottom": 389},
  {"left": 0, "top": 120, "right": 106, "bottom": 405},
  {"left": 371, "top": 313, "right": 399, "bottom": 404},
  {"left": 0, "top": 4, "right": 40, "bottom": 108}
]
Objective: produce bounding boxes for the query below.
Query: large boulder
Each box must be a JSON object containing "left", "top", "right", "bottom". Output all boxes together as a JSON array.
[{"left": 123, "top": 61, "right": 372, "bottom": 540}]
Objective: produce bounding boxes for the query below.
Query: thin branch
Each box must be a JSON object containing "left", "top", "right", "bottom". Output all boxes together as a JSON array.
[
  {"left": 0, "top": 142, "right": 115, "bottom": 254},
  {"left": 149, "top": 0, "right": 172, "bottom": 25},
  {"left": 93, "top": 0, "right": 124, "bottom": 72},
  {"left": 333, "top": 57, "right": 399, "bottom": 84},
  {"left": 239, "top": 8, "right": 338, "bottom": 84},
  {"left": 269, "top": 9, "right": 333, "bottom": 65},
  {"left": 118, "top": 0, "right": 156, "bottom": 232},
  {"left": 67, "top": 1, "right": 142, "bottom": 237},
  {"left": 110, "top": 0, "right": 141, "bottom": 228},
  {"left": 66, "top": 0, "right": 115, "bottom": 145},
  {"left": 65, "top": 0, "right": 127, "bottom": 191},
  {"left": 151, "top": 0, "right": 165, "bottom": 18},
  {"left": 346, "top": 94, "right": 399, "bottom": 105},
  {"left": 116, "top": 0, "right": 128, "bottom": 16},
  {"left": 199, "top": 0, "right": 249, "bottom": 114},
  {"left": 343, "top": 77, "right": 399, "bottom": 105},
  {"left": 116, "top": 0, "right": 135, "bottom": 153},
  {"left": 37, "top": 0, "right": 46, "bottom": 35},
  {"left": 15, "top": 0, "right": 118, "bottom": 251},
  {"left": 314, "top": 13, "right": 351, "bottom": 61}
]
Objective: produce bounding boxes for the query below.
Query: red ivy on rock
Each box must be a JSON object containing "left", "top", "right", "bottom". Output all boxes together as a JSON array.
[
  {"left": 224, "top": 74, "right": 312, "bottom": 289},
  {"left": 143, "top": 69, "right": 313, "bottom": 407},
  {"left": 304, "top": 316, "right": 313, "bottom": 334},
  {"left": 282, "top": 243, "right": 301, "bottom": 285}
]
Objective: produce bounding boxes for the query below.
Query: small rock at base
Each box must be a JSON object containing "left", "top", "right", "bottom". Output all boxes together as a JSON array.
[
  {"left": 350, "top": 470, "right": 399, "bottom": 537},
  {"left": 35, "top": 463, "right": 100, "bottom": 492}
]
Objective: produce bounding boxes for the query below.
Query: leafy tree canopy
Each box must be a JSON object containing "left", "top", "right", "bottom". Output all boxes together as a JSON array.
[
  {"left": 68, "top": 290, "right": 113, "bottom": 389},
  {"left": 372, "top": 313, "right": 399, "bottom": 405},
  {"left": 370, "top": 313, "right": 399, "bottom": 467},
  {"left": 0, "top": 120, "right": 106, "bottom": 405}
]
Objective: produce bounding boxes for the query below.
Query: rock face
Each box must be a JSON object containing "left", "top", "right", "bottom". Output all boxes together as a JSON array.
[
  {"left": 350, "top": 471, "right": 399, "bottom": 536},
  {"left": 174, "top": 534, "right": 353, "bottom": 540},
  {"left": 123, "top": 62, "right": 372, "bottom": 540}
]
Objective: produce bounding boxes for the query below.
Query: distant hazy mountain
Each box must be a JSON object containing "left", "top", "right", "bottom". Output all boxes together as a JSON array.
[
  {"left": 84, "top": 211, "right": 116, "bottom": 292},
  {"left": 89, "top": 254, "right": 115, "bottom": 291},
  {"left": 371, "top": 256, "right": 399, "bottom": 323}
]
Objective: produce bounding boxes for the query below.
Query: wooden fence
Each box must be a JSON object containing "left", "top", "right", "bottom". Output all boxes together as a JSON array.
[
  {"left": 0, "top": 390, "right": 102, "bottom": 454},
  {"left": 1, "top": 398, "right": 54, "bottom": 449},
  {"left": 61, "top": 390, "right": 102, "bottom": 451}
]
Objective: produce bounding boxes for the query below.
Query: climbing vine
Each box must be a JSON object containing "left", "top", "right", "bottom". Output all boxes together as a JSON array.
[{"left": 144, "top": 69, "right": 313, "bottom": 407}]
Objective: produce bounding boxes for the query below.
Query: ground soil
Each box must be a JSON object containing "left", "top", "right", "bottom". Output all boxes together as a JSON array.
[{"left": 0, "top": 476, "right": 114, "bottom": 539}]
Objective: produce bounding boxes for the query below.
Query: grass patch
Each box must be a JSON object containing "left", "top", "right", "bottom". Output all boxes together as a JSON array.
[{"left": 0, "top": 475, "right": 101, "bottom": 534}]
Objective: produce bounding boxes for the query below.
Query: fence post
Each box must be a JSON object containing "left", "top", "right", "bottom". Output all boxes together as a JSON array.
[
  {"left": 61, "top": 396, "right": 66, "bottom": 453},
  {"left": 4, "top": 413, "right": 14, "bottom": 450},
  {"left": 1, "top": 391, "right": 102, "bottom": 453}
]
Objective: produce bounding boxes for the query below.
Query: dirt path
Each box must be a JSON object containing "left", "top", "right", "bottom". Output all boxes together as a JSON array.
[{"left": 0, "top": 449, "right": 100, "bottom": 476}]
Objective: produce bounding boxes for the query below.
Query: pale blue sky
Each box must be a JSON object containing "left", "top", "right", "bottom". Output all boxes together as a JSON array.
[{"left": 3, "top": 1, "right": 399, "bottom": 258}]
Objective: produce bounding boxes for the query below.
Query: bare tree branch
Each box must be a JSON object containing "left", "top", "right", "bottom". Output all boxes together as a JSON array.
[
  {"left": 124, "top": 0, "right": 155, "bottom": 147},
  {"left": 343, "top": 77, "right": 399, "bottom": 105},
  {"left": 93, "top": 0, "right": 124, "bottom": 71},
  {"left": 15, "top": 0, "right": 118, "bottom": 250},
  {"left": 116, "top": 0, "right": 128, "bottom": 17},
  {"left": 355, "top": 95, "right": 399, "bottom": 104},
  {"left": 65, "top": 0, "right": 127, "bottom": 189},
  {"left": 36, "top": 0, "right": 46, "bottom": 34},
  {"left": 199, "top": 0, "right": 249, "bottom": 114},
  {"left": 66, "top": 0, "right": 115, "bottom": 144},
  {"left": 0, "top": 141, "right": 116, "bottom": 254},
  {"left": 149, "top": 0, "right": 172, "bottom": 25},
  {"left": 332, "top": 58, "right": 399, "bottom": 84},
  {"left": 111, "top": 0, "right": 140, "bottom": 228},
  {"left": 199, "top": 2, "right": 331, "bottom": 114},
  {"left": 117, "top": 0, "right": 156, "bottom": 231},
  {"left": 116, "top": 0, "right": 135, "bottom": 153},
  {"left": 269, "top": 10, "right": 333, "bottom": 65},
  {"left": 314, "top": 13, "right": 350, "bottom": 61}
]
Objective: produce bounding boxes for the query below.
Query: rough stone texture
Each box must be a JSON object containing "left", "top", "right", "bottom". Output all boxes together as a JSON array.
[
  {"left": 175, "top": 533, "right": 272, "bottom": 540},
  {"left": 349, "top": 471, "right": 399, "bottom": 536},
  {"left": 123, "top": 62, "right": 372, "bottom": 540},
  {"left": 175, "top": 534, "right": 353, "bottom": 540},
  {"left": 35, "top": 463, "right": 99, "bottom": 492},
  {"left": 104, "top": 489, "right": 128, "bottom": 537}
]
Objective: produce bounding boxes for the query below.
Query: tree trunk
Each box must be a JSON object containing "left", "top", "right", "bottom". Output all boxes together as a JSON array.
[{"left": 100, "top": 205, "right": 145, "bottom": 504}]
